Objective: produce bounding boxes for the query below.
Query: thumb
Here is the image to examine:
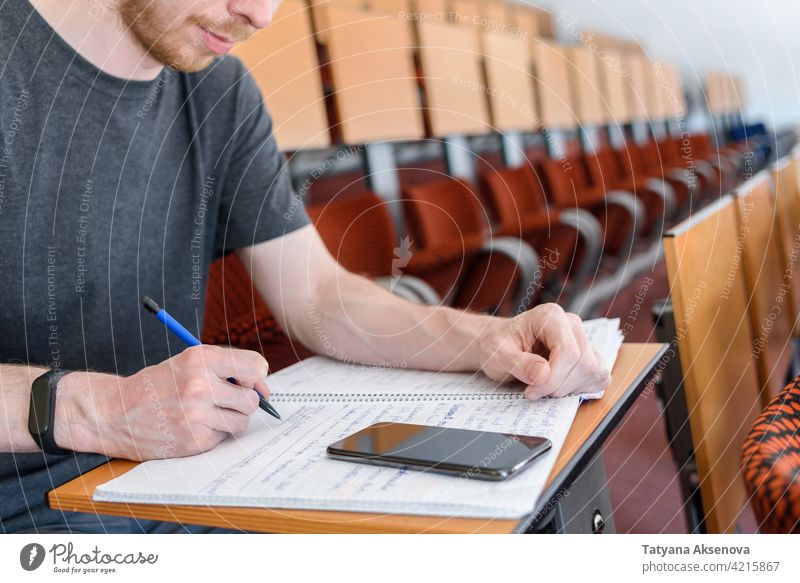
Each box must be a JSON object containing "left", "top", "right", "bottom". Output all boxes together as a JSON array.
[
  {"left": 524, "top": 381, "right": 554, "bottom": 400},
  {"left": 511, "top": 352, "right": 551, "bottom": 386}
]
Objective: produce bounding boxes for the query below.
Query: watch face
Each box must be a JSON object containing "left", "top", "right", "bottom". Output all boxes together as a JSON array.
[{"left": 28, "top": 375, "right": 54, "bottom": 436}]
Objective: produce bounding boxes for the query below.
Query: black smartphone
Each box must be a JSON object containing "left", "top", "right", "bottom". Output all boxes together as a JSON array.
[{"left": 326, "top": 422, "right": 552, "bottom": 481}]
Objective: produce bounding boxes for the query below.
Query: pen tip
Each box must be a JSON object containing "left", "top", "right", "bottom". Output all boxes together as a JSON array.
[{"left": 141, "top": 296, "right": 161, "bottom": 314}]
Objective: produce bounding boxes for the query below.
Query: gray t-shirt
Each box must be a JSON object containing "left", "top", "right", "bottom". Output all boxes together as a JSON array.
[{"left": 0, "top": 0, "right": 310, "bottom": 531}]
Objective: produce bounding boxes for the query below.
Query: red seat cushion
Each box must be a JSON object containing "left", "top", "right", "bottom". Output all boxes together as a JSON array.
[{"left": 307, "top": 192, "right": 396, "bottom": 277}]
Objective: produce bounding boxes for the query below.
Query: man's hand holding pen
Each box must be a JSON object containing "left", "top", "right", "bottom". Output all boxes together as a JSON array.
[{"left": 54, "top": 346, "right": 271, "bottom": 461}]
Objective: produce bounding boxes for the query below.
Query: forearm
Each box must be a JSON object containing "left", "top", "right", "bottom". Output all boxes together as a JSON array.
[
  {"left": 239, "top": 227, "right": 502, "bottom": 373},
  {"left": 292, "top": 270, "right": 502, "bottom": 372},
  {"left": 0, "top": 364, "right": 117, "bottom": 454},
  {"left": 241, "top": 228, "right": 609, "bottom": 397}
]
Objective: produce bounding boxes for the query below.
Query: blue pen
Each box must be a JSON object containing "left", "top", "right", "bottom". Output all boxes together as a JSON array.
[{"left": 141, "top": 295, "right": 281, "bottom": 420}]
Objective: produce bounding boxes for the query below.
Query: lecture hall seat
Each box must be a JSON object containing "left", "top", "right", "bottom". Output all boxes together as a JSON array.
[
  {"left": 663, "top": 195, "right": 764, "bottom": 532},
  {"left": 689, "top": 133, "right": 742, "bottom": 191},
  {"left": 616, "top": 140, "right": 693, "bottom": 214},
  {"left": 584, "top": 149, "right": 677, "bottom": 236},
  {"left": 538, "top": 155, "right": 643, "bottom": 259},
  {"left": 634, "top": 139, "right": 708, "bottom": 208},
  {"left": 401, "top": 176, "right": 540, "bottom": 315},
  {"left": 659, "top": 136, "right": 722, "bottom": 198},
  {"left": 306, "top": 191, "right": 440, "bottom": 305},
  {"left": 307, "top": 192, "right": 397, "bottom": 278},
  {"left": 479, "top": 164, "right": 600, "bottom": 302}
]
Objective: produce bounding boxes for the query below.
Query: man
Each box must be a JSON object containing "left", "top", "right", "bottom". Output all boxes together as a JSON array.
[{"left": 0, "top": 0, "right": 610, "bottom": 533}]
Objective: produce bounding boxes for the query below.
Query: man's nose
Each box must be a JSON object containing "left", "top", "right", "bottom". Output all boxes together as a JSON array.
[{"left": 230, "top": 0, "right": 278, "bottom": 30}]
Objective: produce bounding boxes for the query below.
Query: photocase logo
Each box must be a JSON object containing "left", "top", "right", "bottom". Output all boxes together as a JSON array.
[{"left": 20, "top": 543, "right": 46, "bottom": 571}]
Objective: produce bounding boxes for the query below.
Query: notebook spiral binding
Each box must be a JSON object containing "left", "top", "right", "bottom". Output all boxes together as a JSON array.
[{"left": 270, "top": 392, "right": 524, "bottom": 402}]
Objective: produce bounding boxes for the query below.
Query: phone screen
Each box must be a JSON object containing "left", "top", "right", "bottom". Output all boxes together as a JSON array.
[{"left": 327, "top": 422, "right": 552, "bottom": 481}]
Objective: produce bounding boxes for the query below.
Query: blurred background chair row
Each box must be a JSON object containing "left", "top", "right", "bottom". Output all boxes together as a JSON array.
[
  {"left": 201, "top": 0, "right": 800, "bottom": 533},
  {"left": 208, "top": 0, "right": 785, "bottom": 343}
]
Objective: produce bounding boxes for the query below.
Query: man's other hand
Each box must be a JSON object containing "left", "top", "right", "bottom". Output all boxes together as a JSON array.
[{"left": 477, "top": 304, "right": 612, "bottom": 399}]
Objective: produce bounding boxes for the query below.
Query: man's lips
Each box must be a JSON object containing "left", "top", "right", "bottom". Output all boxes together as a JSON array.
[{"left": 200, "top": 26, "right": 234, "bottom": 55}]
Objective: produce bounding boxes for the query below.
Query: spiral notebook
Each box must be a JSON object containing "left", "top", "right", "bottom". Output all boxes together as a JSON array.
[
  {"left": 93, "top": 318, "right": 622, "bottom": 519},
  {"left": 266, "top": 317, "right": 623, "bottom": 403}
]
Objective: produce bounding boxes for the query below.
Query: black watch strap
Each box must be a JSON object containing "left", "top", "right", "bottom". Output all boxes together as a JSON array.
[{"left": 28, "top": 369, "right": 73, "bottom": 456}]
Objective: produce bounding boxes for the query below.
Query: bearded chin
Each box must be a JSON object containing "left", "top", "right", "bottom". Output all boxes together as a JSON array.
[
  {"left": 118, "top": 0, "right": 217, "bottom": 73},
  {"left": 157, "top": 44, "right": 216, "bottom": 73}
]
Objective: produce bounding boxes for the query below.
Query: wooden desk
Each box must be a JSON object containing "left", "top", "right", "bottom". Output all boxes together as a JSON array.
[{"left": 48, "top": 343, "right": 667, "bottom": 534}]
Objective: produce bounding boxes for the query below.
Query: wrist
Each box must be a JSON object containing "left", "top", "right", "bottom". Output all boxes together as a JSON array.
[
  {"left": 444, "top": 308, "right": 502, "bottom": 371},
  {"left": 53, "top": 371, "right": 118, "bottom": 454}
]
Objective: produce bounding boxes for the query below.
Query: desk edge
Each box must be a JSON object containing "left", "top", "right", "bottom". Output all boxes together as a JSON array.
[{"left": 514, "top": 343, "right": 669, "bottom": 533}]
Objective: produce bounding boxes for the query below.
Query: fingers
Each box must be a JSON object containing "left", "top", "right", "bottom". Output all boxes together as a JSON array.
[
  {"left": 481, "top": 328, "right": 552, "bottom": 385},
  {"left": 509, "top": 350, "right": 550, "bottom": 386},
  {"left": 204, "top": 407, "right": 251, "bottom": 435},
  {"left": 526, "top": 305, "right": 581, "bottom": 363},
  {"left": 208, "top": 377, "right": 261, "bottom": 415},
  {"left": 184, "top": 425, "right": 228, "bottom": 454},
  {"left": 524, "top": 381, "right": 555, "bottom": 400},
  {"left": 521, "top": 308, "right": 611, "bottom": 400},
  {"left": 182, "top": 345, "right": 269, "bottom": 388}
]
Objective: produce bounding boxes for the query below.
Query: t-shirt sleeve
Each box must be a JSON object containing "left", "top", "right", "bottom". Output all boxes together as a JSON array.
[{"left": 214, "top": 66, "right": 310, "bottom": 258}]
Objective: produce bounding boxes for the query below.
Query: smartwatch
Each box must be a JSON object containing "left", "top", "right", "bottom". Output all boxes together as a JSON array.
[{"left": 28, "top": 369, "right": 73, "bottom": 456}]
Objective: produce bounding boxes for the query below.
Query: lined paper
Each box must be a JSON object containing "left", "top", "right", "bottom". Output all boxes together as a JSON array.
[{"left": 94, "top": 397, "right": 579, "bottom": 518}]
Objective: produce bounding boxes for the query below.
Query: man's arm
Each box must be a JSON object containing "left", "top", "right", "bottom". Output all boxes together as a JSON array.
[
  {"left": 0, "top": 345, "right": 271, "bottom": 458},
  {"left": 238, "top": 225, "right": 611, "bottom": 399}
]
